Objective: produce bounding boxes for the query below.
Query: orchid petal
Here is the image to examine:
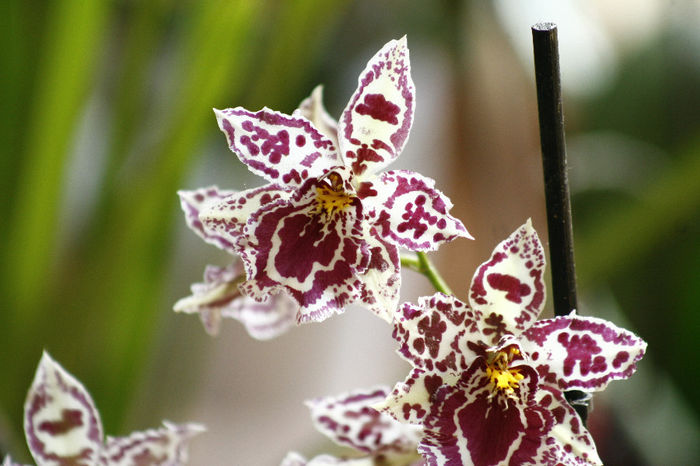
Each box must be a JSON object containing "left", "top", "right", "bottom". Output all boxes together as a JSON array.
[
  {"left": 393, "top": 294, "right": 480, "bottom": 373},
  {"left": 306, "top": 387, "right": 421, "bottom": 458},
  {"left": 215, "top": 107, "right": 338, "bottom": 186},
  {"left": 201, "top": 184, "right": 290, "bottom": 250},
  {"left": 357, "top": 232, "right": 401, "bottom": 323},
  {"left": 339, "top": 37, "right": 415, "bottom": 178},
  {"left": 294, "top": 85, "right": 339, "bottom": 146},
  {"left": 2, "top": 456, "right": 30, "bottom": 466},
  {"left": 177, "top": 186, "right": 238, "bottom": 253},
  {"left": 280, "top": 453, "right": 376, "bottom": 466},
  {"left": 521, "top": 313, "right": 647, "bottom": 392},
  {"left": 24, "top": 352, "right": 103, "bottom": 466},
  {"left": 174, "top": 262, "right": 297, "bottom": 339},
  {"left": 366, "top": 170, "right": 471, "bottom": 251},
  {"left": 533, "top": 386, "right": 601, "bottom": 465},
  {"left": 236, "top": 177, "right": 371, "bottom": 323},
  {"left": 377, "top": 368, "right": 458, "bottom": 425},
  {"left": 98, "top": 422, "right": 204, "bottom": 466},
  {"left": 469, "top": 219, "right": 546, "bottom": 343}
]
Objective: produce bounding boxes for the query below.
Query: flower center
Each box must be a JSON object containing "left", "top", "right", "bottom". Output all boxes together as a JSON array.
[
  {"left": 316, "top": 172, "right": 354, "bottom": 216},
  {"left": 484, "top": 348, "right": 524, "bottom": 399}
]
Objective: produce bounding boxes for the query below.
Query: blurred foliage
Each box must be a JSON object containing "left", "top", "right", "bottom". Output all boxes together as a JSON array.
[{"left": 1, "top": 0, "right": 698, "bottom": 463}]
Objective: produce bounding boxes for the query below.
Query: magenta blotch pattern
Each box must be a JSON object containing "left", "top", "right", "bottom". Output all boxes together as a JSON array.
[{"left": 378, "top": 220, "right": 647, "bottom": 465}]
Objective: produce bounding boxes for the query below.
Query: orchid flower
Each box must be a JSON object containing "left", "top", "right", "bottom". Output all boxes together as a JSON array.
[
  {"left": 175, "top": 187, "right": 297, "bottom": 339},
  {"left": 282, "top": 387, "right": 423, "bottom": 466},
  {"left": 376, "top": 220, "right": 647, "bottom": 465},
  {"left": 2, "top": 352, "right": 203, "bottom": 466},
  {"left": 200, "top": 37, "right": 471, "bottom": 324}
]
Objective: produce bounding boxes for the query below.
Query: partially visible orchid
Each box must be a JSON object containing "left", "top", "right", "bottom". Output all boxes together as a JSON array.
[
  {"left": 175, "top": 187, "right": 297, "bottom": 339},
  {"left": 200, "top": 37, "right": 471, "bottom": 325},
  {"left": 376, "top": 220, "right": 647, "bottom": 465},
  {"left": 2, "top": 352, "right": 203, "bottom": 466},
  {"left": 282, "top": 387, "right": 423, "bottom": 466}
]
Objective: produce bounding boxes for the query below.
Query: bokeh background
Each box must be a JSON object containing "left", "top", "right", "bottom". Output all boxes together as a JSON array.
[{"left": 2, "top": 0, "right": 699, "bottom": 464}]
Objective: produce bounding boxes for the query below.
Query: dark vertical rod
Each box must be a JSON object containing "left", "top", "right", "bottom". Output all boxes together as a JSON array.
[{"left": 532, "top": 23, "right": 589, "bottom": 422}]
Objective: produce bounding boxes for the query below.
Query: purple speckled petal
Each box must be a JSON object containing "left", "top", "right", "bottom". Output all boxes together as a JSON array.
[
  {"left": 521, "top": 313, "right": 647, "bottom": 392},
  {"left": 377, "top": 368, "right": 458, "bottom": 426},
  {"left": 469, "top": 219, "right": 546, "bottom": 344},
  {"left": 294, "top": 85, "right": 339, "bottom": 147},
  {"left": 24, "top": 352, "right": 103, "bottom": 466},
  {"left": 366, "top": 170, "right": 471, "bottom": 251},
  {"left": 215, "top": 107, "right": 338, "bottom": 186},
  {"left": 200, "top": 184, "right": 290, "bottom": 250},
  {"left": 306, "top": 386, "right": 421, "bottom": 459},
  {"left": 392, "top": 294, "right": 481, "bottom": 374},
  {"left": 236, "top": 173, "right": 371, "bottom": 323},
  {"left": 174, "top": 262, "right": 297, "bottom": 339},
  {"left": 338, "top": 37, "right": 415, "bottom": 178},
  {"left": 357, "top": 231, "right": 401, "bottom": 323},
  {"left": 177, "top": 186, "right": 238, "bottom": 253},
  {"left": 98, "top": 422, "right": 204, "bottom": 466},
  {"left": 532, "top": 385, "right": 601, "bottom": 465}
]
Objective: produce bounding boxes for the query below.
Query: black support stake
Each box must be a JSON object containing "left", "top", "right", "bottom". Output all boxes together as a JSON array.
[{"left": 531, "top": 23, "right": 589, "bottom": 423}]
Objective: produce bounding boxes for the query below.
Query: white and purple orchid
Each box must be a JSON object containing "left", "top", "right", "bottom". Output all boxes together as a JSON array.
[
  {"left": 199, "top": 37, "right": 471, "bottom": 324},
  {"left": 175, "top": 186, "right": 297, "bottom": 339},
  {"left": 3, "top": 352, "right": 203, "bottom": 466},
  {"left": 376, "top": 220, "right": 647, "bottom": 465},
  {"left": 282, "top": 387, "right": 423, "bottom": 466}
]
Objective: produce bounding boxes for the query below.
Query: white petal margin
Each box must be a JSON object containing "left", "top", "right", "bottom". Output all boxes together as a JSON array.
[
  {"left": 366, "top": 170, "right": 471, "bottom": 251},
  {"left": 339, "top": 37, "right": 415, "bottom": 179},
  {"left": 99, "top": 422, "right": 205, "bottom": 466},
  {"left": 520, "top": 312, "right": 648, "bottom": 392},
  {"left": 293, "top": 85, "right": 339, "bottom": 147},
  {"left": 469, "top": 219, "right": 546, "bottom": 343},
  {"left": 177, "top": 186, "right": 238, "bottom": 253},
  {"left": 215, "top": 107, "right": 339, "bottom": 186},
  {"left": 24, "top": 352, "right": 103, "bottom": 466}
]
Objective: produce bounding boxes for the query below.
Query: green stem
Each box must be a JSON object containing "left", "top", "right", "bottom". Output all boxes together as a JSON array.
[{"left": 401, "top": 252, "right": 453, "bottom": 295}]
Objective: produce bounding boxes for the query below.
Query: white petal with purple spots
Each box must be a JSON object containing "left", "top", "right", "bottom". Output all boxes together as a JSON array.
[
  {"left": 469, "top": 219, "right": 546, "bottom": 344},
  {"left": 306, "top": 387, "right": 421, "bottom": 458},
  {"left": 99, "top": 422, "right": 204, "bottom": 466},
  {"left": 24, "top": 352, "right": 103, "bottom": 466},
  {"left": 521, "top": 312, "right": 647, "bottom": 392},
  {"left": 339, "top": 37, "right": 415, "bottom": 178},
  {"left": 215, "top": 107, "right": 338, "bottom": 186},
  {"left": 367, "top": 170, "right": 471, "bottom": 251},
  {"left": 178, "top": 186, "right": 238, "bottom": 253}
]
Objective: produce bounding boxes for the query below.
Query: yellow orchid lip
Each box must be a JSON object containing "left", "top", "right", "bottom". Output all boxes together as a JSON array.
[
  {"left": 485, "top": 347, "right": 525, "bottom": 398},
  {"left": 316, "top": 172, "right": 355, "bottom": 216}
]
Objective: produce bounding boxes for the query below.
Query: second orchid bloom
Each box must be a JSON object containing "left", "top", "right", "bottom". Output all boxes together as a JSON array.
[{"left": 184, "top": 37, "right": 469, "bottom": 328}]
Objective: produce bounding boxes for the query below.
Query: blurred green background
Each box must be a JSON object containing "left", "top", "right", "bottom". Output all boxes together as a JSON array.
[{"left": 1, "top": 0, "right": 698, "bottom": 464}]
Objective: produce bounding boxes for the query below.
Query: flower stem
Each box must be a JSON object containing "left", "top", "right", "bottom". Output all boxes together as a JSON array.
[{"left": 401, "top": 252, "right": 453, "bottom": 296}]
